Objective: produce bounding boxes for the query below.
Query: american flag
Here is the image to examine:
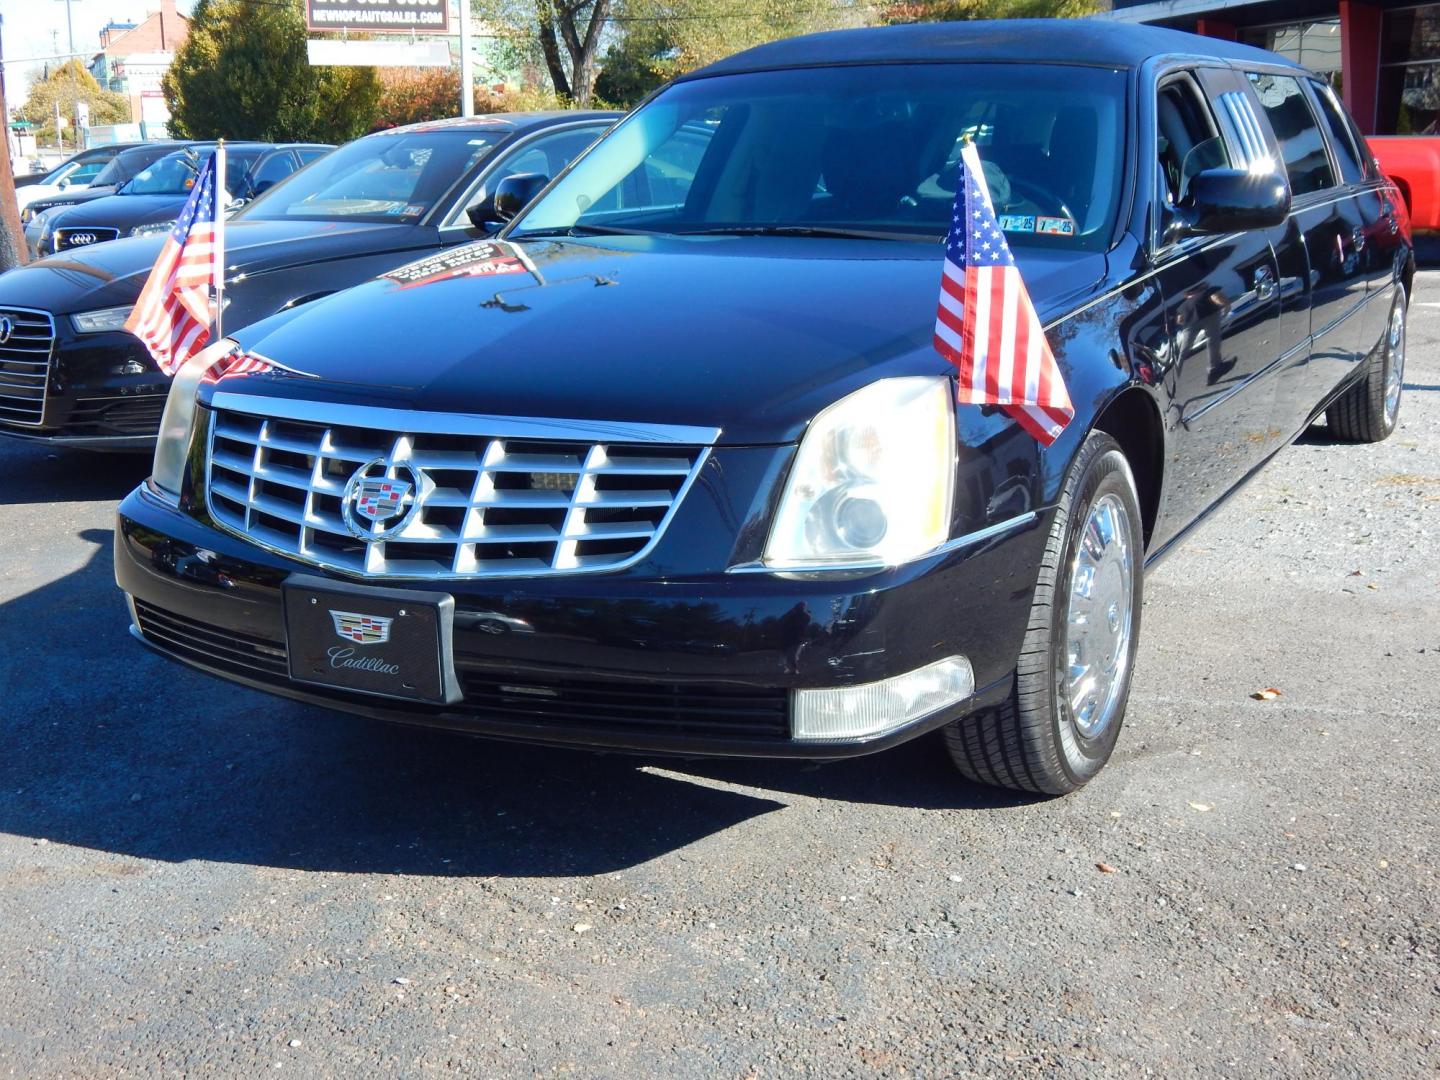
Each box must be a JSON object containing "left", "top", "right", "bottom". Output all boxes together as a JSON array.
[
  {"left": 933, "top": 141, "right": 1073, "bottom": 446},
  {"left": 124, "top": 148, "right": 225, "bottom": 376}
]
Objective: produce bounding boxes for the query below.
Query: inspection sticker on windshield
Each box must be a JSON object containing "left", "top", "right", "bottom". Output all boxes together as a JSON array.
[
  {"left": 1036, "top": 215, "right": 1076, "bottom": 236},
  {"left": 998, "top": 214, "right": 1036, "bottom": 233},
  {"left": 382, "top": 241, "right": 536, "bottom": 290}
]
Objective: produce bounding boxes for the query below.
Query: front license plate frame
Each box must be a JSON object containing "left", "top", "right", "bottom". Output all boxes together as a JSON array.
[{"left": 282, "top": 574, "right": 461, "bottom": 705}]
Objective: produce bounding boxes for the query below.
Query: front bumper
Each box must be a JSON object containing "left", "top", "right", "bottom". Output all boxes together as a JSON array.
[
  {"left": 0, "top": 321, "right": 166, "bottom": 448},
  {"left": 116, "top": 483, "right": 1048, "bottom": 759}
]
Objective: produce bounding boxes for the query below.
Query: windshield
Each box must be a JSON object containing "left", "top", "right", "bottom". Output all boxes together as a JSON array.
[
  {"left": 44, "top": 158, "right": 105, "bottom": 187},
  {"left": 236, "top": 130, "right": 501, "bottom": 223},
  {"left": 121, "top": 148, "right": 259, "bottom": 196},
  {"left": 513, "top": 63, "right": 1127, "bottom": 251}
]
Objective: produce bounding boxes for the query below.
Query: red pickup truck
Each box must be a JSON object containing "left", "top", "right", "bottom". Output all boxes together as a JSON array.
[{"left": 1372, "top": 137, "right": 1440, "bottom": 233}]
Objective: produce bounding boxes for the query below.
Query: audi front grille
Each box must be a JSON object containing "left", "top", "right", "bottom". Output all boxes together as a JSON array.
[
  {"left": 0, "top": 307, "right": 56, "bottom": 426},
  {"left": 54, "top": 227, "right": 121, "bottom": 251},
  {"left": 203, "top": 396, "right": 711, "bottom": 580}
]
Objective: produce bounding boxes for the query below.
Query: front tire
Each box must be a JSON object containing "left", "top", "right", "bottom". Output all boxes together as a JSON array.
[
  {"left": 1327, "top": 288, "right": 1407, "bottom": 443},
  {"left": 944, "top": 431, "right": 1144, "bottom": 795}
]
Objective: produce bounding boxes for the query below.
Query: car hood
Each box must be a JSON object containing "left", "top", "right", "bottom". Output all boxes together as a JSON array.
[
  {"left": 0, "top": 220, "right": 437, "bottom": 314},
  {"left": 52, "top": 191, "right": 190, "bottom": 229},
  {"left": 27, "top": 185, "right": 119, "bottom": 214},
  {"left": 224, "top": 235, "right": 1109, "bottom": 445}
]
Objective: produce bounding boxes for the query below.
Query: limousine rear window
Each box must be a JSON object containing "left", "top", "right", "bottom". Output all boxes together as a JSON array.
[
  {"left": 512, "top": 63, "right": 1128, "bottom": 253},
  {"left": 1308, "top": 79, "right": 1364, "bottom": 184},
  {"left": 1246, "top": 72, "right": 1336, "bottom": 196}
]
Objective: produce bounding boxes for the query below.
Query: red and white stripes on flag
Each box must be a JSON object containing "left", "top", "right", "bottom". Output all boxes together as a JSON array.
[
  {"left": 124, "top": 146, "right": 225, "bottom": 376},
  {"left": 933, "top": 141, "right": 1073, "bottom": 446}
]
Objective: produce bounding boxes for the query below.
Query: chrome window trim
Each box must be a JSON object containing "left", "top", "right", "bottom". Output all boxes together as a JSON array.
[
  {"left": 437, "top": 120, "right": 615, "bottom": 234},
  {"left": 726, "top": 511, "right": 1039, "bottom": 575},
  {"left": 0, "top": 305, "right": 57, "bottom": 428},
  {"left": 208, "top": 391, "right": 722, "bottom": 446}
]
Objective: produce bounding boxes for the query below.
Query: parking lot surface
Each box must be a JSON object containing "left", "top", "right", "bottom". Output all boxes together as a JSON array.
[{"left": 1, "top": 276, "right": 1436, "bottom": 1078}]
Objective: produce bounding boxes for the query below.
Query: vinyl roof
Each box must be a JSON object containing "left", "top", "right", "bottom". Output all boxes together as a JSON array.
[{"left": 679, "top": 19, "right": 1301, "bottom": 80}]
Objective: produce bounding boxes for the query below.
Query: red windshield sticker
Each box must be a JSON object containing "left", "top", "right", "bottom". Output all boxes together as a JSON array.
[{"left": 382, "top": 240, "right": 536, "bottom": 291}]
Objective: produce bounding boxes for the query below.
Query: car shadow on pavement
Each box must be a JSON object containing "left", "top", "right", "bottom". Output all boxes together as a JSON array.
[
  {"left": 0, "top": 528, "right": 1033, "bottom": 880},
  {"left": 0, "top": 441, "right": 150, "bottom": 505}
]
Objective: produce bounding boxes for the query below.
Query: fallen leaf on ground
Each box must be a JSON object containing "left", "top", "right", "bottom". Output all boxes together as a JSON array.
[
  {"left": 1251, "top": 687, "right": 1283, "bottom": 701},
  {"left": 1095, "top": 862, "right": 1118, "bottom": 874}
]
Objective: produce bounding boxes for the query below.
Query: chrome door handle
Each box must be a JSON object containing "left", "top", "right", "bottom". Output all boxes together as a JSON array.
[{"left": 1254, "top": 266, "right": 1278, "bottom": 302}]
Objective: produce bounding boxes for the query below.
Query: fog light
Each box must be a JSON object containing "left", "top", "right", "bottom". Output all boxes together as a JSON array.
[{"left": 792, "top": 656, "right": 974, "bottom": 742}]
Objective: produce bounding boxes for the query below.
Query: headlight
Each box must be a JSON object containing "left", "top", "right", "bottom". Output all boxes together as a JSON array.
[
  {"left": 152, "top": 338, "right": 239, "bottom": 503},
  {"left": 764, "top": 376, "right": 955, "bottom": 569},
  {"left": 71, "top": 306, "right": 134, "bottom": 334},
  {"left": 130, "top": 221, "right": 172, "bottom": 238}
]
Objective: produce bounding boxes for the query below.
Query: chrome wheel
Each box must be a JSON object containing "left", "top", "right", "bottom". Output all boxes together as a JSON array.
[
  {"left": 1384, "top": 301, "right": 1406, "bottom": 426},
  {"left": 1064, "top": 492, "right": 1135, "bottom": 740}
]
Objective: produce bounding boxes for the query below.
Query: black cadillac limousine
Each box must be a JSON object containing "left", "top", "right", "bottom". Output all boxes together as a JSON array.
[{"left": 115, "top": 22, "right": 1413, "bottom": 794}]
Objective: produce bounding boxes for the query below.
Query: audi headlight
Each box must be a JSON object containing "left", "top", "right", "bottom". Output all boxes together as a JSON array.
[
  {"left": 71, "top": 306, "right": 134, "bottom": 334},
  {"left": 764, "top": 376, "right": 955, "bottom": 569},
  {"left": 130, "top": 221, "right": 172, "bottom": 238},
  {"left": 152, "top": 338, "right": 239, "bottom": 503}
]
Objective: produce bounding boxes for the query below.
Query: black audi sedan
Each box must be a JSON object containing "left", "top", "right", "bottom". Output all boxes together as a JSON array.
[
  {"left": 21, "top": 142, "right": 184, "bottom": 244},
  {"left": 0, "top": 112, "right": 616, "bottom": 447},
  {"left": 35, "top": 143, "right": 329, "bottom": 255},
  {"left": 114, "top": 22, "right": 1413, "bottom": 794}
]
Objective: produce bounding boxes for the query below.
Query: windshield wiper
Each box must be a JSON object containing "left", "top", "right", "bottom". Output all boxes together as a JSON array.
[
  {"left": 515, "top": 223, "right": 659, "bottom": 238},
  {"left": 677, "top": 225, "right": 938, "bottom": 242}
]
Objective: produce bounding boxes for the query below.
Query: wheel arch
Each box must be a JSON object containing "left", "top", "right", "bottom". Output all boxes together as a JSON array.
[{"left": 1090, "top": 385, "right": 1165, "bottom": 550}]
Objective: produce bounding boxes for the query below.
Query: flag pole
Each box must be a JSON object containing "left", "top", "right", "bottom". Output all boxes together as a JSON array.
[{"left": 214, "top": 139, "right": 226, "bottom": 341}]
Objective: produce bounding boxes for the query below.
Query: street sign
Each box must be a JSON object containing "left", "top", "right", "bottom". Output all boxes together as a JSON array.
[
  {"left": 306, "top": 39, "right": 452, "bottom": 67},
  {"left": 305, "top": 0, "right": 449, "bottom": 34},
  {"left": 76, "top": 102, "right": 90, "bottom": 129}
]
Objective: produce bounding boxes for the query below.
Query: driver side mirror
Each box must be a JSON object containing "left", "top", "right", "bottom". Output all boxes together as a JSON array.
[
  {"left": 1176, "top": 167, "right": 1290, "bottom": 236},
  {"left": 492, "top": 172, "right": 549, "bottom": 223}
]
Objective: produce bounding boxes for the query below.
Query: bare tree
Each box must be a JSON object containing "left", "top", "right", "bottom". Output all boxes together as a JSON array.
[{"left": 536, "top": 0, "right": 611, "bottom": 106}]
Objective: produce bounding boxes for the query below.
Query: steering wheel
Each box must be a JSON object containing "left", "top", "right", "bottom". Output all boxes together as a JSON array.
[{"left": 1003, "top": 177, "right": 1076, "bottom": 223}]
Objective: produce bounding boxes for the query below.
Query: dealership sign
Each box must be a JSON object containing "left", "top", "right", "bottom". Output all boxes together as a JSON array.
[
  {"left": 307, "top": 39, "right": 452, "bottom": 67},
  {"left": 305, "top": 0, "right": 449, "bottom": 34}
]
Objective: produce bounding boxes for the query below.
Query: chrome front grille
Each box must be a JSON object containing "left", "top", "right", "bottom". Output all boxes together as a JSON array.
[
  {"left": 54, "top": 226, "right": 121, "bottom": 251},
  {"left": 0, "top": 307, "right": 55, "bottom": 426},
  {"left": 204, "top": 400, "right": 710, "bottom": 580}
]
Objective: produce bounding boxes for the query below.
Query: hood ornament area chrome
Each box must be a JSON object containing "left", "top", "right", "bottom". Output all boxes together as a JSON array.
[{"left": 341, "top": 460, "right": 422, "bottom": 540}]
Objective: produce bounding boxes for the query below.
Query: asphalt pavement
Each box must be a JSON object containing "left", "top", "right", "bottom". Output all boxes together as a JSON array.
[{"left": 0, "top": 275, "right": 1436, "bottom": 1078}]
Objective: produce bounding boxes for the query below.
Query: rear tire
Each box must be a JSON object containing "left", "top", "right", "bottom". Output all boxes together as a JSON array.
[
  {"left": 1327, "top": 288, "right": 1407, "bottom": 443},
  {"left": 944, "top": 431, "right": 1144, "bottom": 795}
]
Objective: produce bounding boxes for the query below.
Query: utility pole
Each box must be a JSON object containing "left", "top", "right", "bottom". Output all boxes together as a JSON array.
[
  {"left": 459, "top": 0, "right": 474, "bottom": 117},
  {"left": 0, "top": 15, "right": 30, "bottom": 271},
  {"left": 59, "top": 0, "right": 83, "bottom": 150}
]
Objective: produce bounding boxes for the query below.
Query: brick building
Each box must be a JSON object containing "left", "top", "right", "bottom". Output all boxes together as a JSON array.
[{"left": 88, "top": 0, "right": 189, "bottom": 136}]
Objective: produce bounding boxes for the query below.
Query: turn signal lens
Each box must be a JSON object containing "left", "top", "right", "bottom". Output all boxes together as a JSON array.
[{"left": 792, "top": 656, "right": 975, "bottom": 742}]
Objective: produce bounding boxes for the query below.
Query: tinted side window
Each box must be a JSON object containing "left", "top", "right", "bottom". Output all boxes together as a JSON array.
[
  {"left": 253, "top": 152, "right": 298, "bottom": 191},
  {"left": 1307, "top": 80, "right": 1362, "bottom": 183},
  {"left": 1246, "top": 73, "right": 1334, "bottom": 195},
  {"left": 1156, "top": 77, "right": 1229, "bottom": 207}
]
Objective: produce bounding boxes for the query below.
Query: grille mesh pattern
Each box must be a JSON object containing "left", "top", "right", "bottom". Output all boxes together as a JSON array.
[
  {"left": 205, "top": 407, "right": 705, "bottom": 579},
  {"left": 132, "top": 600, "right": 789, "bottom": 740},
  {"left": 0, "top": 308, "right": 55, "bottom": 426},
  {"left": 54, "top": 227, "right": 121, "bottom": 251}
]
